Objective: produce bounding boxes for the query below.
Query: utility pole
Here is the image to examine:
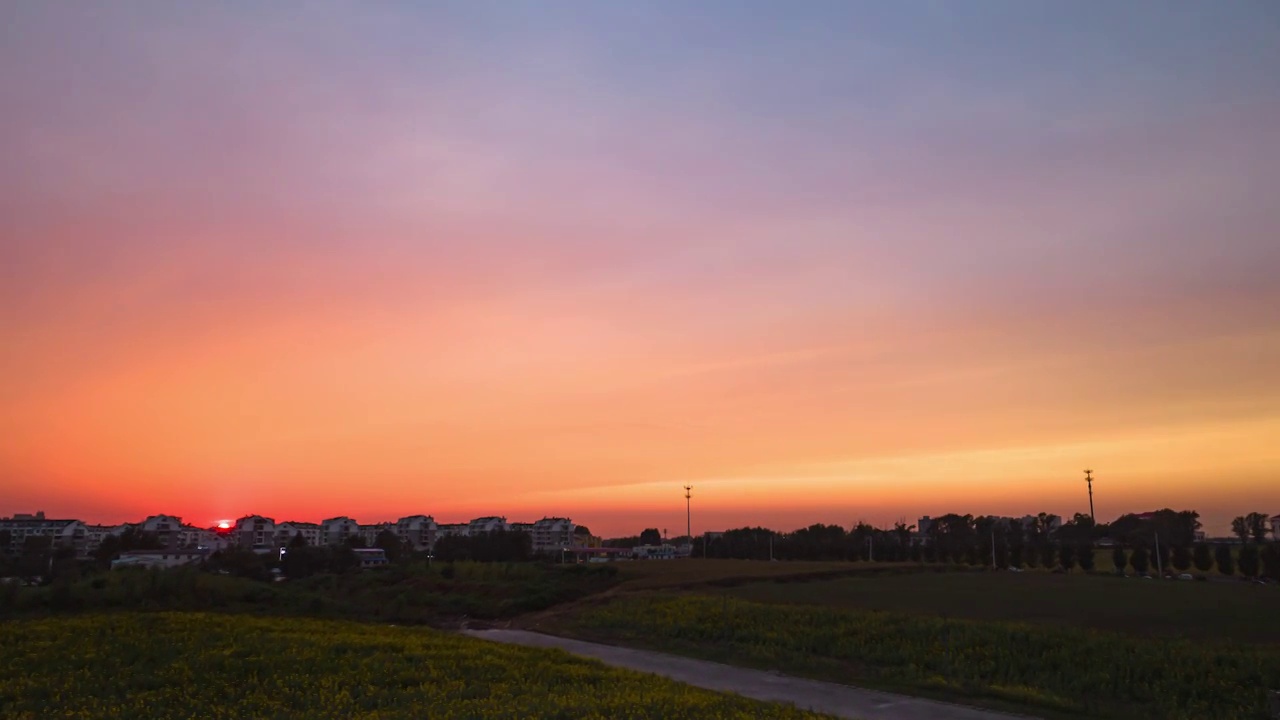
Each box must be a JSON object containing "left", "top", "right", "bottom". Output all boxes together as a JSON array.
[
  {"left": 1084, "top": 469, "right": 1095, "bottom": 522},
  {"left": 684, "top": 485, "right": 692, "bottom": 557}
]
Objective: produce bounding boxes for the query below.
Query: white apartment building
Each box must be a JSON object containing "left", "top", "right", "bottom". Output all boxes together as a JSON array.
[
  {"left": 177, "top": 524, "right": 226, "bottom": 550},
  {"left": 321, "top": 517, "right": 360, "bottom": 546},
  {"left": 234, "top": 515, "right": 276, "bottom": 549},
  {"left": 359, "top": 522, "right": 393, "bottom": 547},
  {"left": 395, "top": 515, "right": 437, "bottom": 551},
  {"left": 140, "top": 514, "right": 183, "bottom": 540},
  {"left": 469, "top": 516, "right": 509, "bottom": 535},
  {"left": 276, "top": 522, "right": 322, "bottom": 547},
  {"left": 531, "top": 517, "right": 576, "bottom": 553},
  {"left": 84, "top": 524, "right": 129, "bottom": 553},
  {"left": 0, "top": 512, "right": 88, "bottom": 555},
  {"left": 436, "top": 523, "right": 469, "bottom": 539}
]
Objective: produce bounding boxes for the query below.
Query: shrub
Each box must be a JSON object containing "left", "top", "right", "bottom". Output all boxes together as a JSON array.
[
  {"left": 1239, "top": 545, "right": 1260, "bottom": 578},
  {"left": 1214, "top": 545, "right": 1235, "bottom": 576},
  {"left": 1129, "top": 547, "right": 1149, "bottom": 575},
  {"left": 1171, "top": 545, "right": 1191, "bottom": 573},
  {"left": 1192, "top": 544, "right": 1213, "bottom": 573}
]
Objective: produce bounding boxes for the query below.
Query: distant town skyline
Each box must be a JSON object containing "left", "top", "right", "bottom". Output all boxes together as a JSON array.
[
  {"left": 3, "top": 4, "right": 1278, "bottom": 538},
  {"left": 2, "top": 485, "right": 1272, "bottom": 540}
]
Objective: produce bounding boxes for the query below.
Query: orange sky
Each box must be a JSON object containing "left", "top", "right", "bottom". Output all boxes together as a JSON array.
[{"left": 2, "top": 4, "right": 1279, "bottom": 536}]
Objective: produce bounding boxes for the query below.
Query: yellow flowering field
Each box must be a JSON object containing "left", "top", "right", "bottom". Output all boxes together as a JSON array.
[
  {"left": 570, "top": 595, "right": 1280, "bottom": 720},
  {"left": 0, "top": 613, "right": 830, "bottom": 719}
]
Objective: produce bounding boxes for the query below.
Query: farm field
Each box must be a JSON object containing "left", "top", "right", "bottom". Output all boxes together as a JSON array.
[
  {"left": 613, "top": 558, "right": 919, "bottom": 590},
  {"left": 559, "top": 594, "right": 1280, "bottom": 720},
  {"left": 0, "top": 613, "right": 833, "bottom": 720},
  {"left": 713, "top": 570, "right": 1280, "bottom": 643}
]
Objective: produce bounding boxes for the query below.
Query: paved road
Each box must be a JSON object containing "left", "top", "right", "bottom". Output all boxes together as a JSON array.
[{"left": 463, "top": 629, "right": 1034, "bottom": 720}]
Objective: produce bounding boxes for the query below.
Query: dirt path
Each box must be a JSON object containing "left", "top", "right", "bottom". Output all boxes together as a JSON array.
[{"left": 463, "top": 629, "right": 1035, "bottom": 720}]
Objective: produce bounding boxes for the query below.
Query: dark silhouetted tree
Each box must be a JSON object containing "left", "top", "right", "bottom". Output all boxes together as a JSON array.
[
  {"left": 1231, "top": 516, "right": 1249, "bottom": 544},
  {"left": 1172, "top": 544, "right": 1191, "bottom": 572},
  {"left": 1214, "top": 544, "right": 1234, "bottom": 576},
  {"left": 1261, "top": 543, "right": 1280, "bottom": 582},
  {"left": 1076, "top": 544, "right": 1095, "bottom": 572},
  {"left": 1039, "top": 542, "right": 1056, "bottom": 569},
  {"left": 1005, "top": 522, "right": 1024, "bottom": 568},
  {"left": 1112, "top": 546, "right": 1127, "bottom": 574},
  {"left": 375, "top": 530, "right": 406, "bottom": 563},
  {"left": 17, "top": 536, "right": 53, "bottom": 580},
  {"left": 1192, "top": 543, "right": 1213, "bottom": 573},
  {"left": 1238, "top": 544, "right": 1260, "bottom": 578},
  {"left": 1130, "top": 547, "right": 1150, "bottom": 575},
  {"left": 1058, "top": 544, "right": 1076, "bottom": 572},
  {"left": 1245, "top": 512, "right": 1270, "bottom": 544},
  {"left": 639, "top": 528, "right": 662, "bottom": 546},
  {"left": 281, "top": 534, "right": 318, "bottom": 579}
]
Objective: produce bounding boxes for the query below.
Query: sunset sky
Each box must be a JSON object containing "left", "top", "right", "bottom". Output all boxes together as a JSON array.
[{"left": 3, "top": 2, "right": 1278, "bottom": 537}]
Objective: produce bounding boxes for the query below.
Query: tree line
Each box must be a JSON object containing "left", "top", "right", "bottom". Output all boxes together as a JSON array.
[{"left": 678, "top": 509, "right": 1280, "bottom": 579}]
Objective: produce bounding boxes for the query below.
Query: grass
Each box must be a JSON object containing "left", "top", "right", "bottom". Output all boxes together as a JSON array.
[
  {"left": 713, "top": 570, "right": 1280, "bottom": 643},
  {"left": 558, "top": 594, "right": 1280, "bottom": 720},
  {"left": 0, "top": 612, "right": 834, "bottom": 720},
  {"left": 613, "top": 559, "right": 919, "bottom": 590},
  {"left": 0, "top": 561, "right": 621, "bottom": 625}
]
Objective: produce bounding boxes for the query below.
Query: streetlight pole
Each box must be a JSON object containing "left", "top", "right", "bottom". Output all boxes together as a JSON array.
[
  {"left": 684, "top": 485, "right": 692, "bottom": 558},
  {"left": 1084, "top": 469, "right": 1095, "bottom": 522}
]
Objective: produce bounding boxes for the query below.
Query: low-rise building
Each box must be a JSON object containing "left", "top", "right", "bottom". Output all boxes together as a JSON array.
[
  {"left": 321, "top": 517, "right": 361, "bottom": 546},
  {"left": 84, "top": 523, "right": 130, "bottom": 553},
  {"left": 111, "top": 548, "right": 210, "bottom": 570},
  {"left": 436, "top": 523, "right": 469, "bottom": 539},
  {"left": 360, "top": 522, "right": 393, "bottom": 547},
  {"left": 276, "top": 522, "right": 321, "bottom": 547},
  {"left": 1271, "top": 514, "right": 1280, "bottom": 540},
  {"left": 469, "top": 516, "right": 509, "bottom": 535},
  {"left": 139, "top": 514, "right": 184, "bottom": 546},
  {"left": 352, "top": 548, "right": 388, "bottom": 568},
  {"left": 234, "top": 515, "right": 276, "bottom": 550},
  {"left": 395, "top": 515, "right": 437, "bottom": 551},
  {"left": 178, "top": 524, "right": 226, "bottom": 550},
  {"left": 632, "top": 544, "right": 678, "bottom": 560},
  {"left": 0, "top": 512, "right": 88, "bottom": 555},
  {"left": 531, "top": 517, "right": 575, "bottom": 554}
]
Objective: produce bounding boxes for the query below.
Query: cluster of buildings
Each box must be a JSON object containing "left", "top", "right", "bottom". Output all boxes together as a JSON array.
[
  {"left": 0, "top": 511, "right": 582, "bottom": 566},
  {"left": 232, "top": 514, "right": 579, "bottom": 556}
]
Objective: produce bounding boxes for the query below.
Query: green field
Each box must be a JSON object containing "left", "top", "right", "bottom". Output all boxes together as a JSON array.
[
  {"left": 0, "top": 613, "right": 831, "bottom": 720},
  {"left": 525, "top": 560, "right": 1280, "bottom": 719},
  {"left": 714, "top": 570, "right": 1280, "bottom": 643},
  {"left": 559, "top": 593, "right": 1280, "bottom": 720},
  {"left": 612, "top": 558, "right": 917, "bottom": 589}
]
